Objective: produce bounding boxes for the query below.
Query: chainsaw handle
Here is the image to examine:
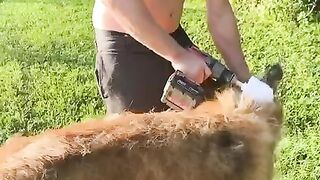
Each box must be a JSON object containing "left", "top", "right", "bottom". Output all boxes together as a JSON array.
[
  {"left": 187, "top": 45, "right": 218, "bottom": 68},
  {"left": 188, "top": 45, "right": 237, "bottom": 84}
]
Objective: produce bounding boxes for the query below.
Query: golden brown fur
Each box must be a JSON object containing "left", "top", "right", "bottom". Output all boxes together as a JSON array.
[{"left": 0, "top": 87, "right": 283, "bottom": 180}]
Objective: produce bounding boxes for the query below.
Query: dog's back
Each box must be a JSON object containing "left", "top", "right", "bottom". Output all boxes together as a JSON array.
[{"left": 0, "top": 86, "right": 283, "bottom": 180}]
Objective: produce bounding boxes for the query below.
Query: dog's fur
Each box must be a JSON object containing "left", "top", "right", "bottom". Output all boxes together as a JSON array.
[{"left": 0, "top": 84, "right": 283, "bottom": 180}]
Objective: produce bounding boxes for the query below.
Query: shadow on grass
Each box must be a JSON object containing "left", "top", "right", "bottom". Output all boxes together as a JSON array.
[{"left": 293, "top": 0, "right": 320, "bottom": 23}]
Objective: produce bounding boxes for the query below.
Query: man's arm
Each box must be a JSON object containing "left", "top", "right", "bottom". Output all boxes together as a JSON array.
[
  {"left": 206, "top": 0, "right": 251, "bottom": 82},
  {"left": 102, "top": 0, "right": 186, "bottom": 63}
]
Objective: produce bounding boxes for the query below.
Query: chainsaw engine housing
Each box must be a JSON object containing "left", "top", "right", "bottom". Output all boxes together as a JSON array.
[{"left": 161, "top": 70, "right": 206, "bottom": 110}]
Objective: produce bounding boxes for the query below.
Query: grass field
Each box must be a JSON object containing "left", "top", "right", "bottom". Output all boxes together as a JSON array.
[{"left": 0, "top": 0, "right": 319, "bottom": 179}]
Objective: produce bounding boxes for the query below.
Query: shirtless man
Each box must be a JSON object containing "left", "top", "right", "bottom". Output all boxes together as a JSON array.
[{"left": 92, "top": 0, "right": 252, "bottom": 114}]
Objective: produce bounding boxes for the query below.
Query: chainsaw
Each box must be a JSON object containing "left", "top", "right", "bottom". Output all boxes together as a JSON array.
[
  {"left": 161, "top": 46, "right": 242, "bottom": 111},
  {"left": 161, "top": 46, "right": 283, "bottom": 111}
]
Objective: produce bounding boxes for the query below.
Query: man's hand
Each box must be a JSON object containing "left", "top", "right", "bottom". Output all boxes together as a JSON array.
[
  {"left": 206, "top": 0, "right": 251, "bottom": 82},
  {"left": 171, "top": 50, "right": 212, "bottom": 84}
]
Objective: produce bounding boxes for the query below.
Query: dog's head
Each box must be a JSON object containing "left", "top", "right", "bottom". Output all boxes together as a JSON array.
[
  {"left": 197, "top": 63, "right": 284, "bottom": 127},
  {"left": 261, "top": 63, "right": 283, "bottom": 93},
  {"left": 234, "top": 63, "right": 283, "bottom": 119}
]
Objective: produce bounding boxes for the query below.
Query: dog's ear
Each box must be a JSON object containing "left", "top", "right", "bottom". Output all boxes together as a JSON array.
[{"left": 261, "top": 63, "right": 283, "bottom": 92}]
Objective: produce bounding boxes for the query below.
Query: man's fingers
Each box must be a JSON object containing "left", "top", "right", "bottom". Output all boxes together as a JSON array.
[
  {"left": 188, "top": 69, "right": 203, "bottom": 84},
  {"left": 195, "top": 71, "right": 204, "bottom": 84},
  {"left": 192, "top": 66, "right": 211, "bottom": 84},
  {"left": 204, "top": 66, "right": 212, "bottom": 79}
]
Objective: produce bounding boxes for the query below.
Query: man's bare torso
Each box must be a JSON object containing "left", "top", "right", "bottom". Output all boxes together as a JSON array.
[{"left": 92, "top": 0, "right": 185, "bottom": 33}]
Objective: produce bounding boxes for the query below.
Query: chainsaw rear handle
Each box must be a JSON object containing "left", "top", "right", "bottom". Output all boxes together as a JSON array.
[
  {"left": 188, "top": 45, "right": 236, "bottom": 85},
  {"left": 205, "top": 56, "right": 236, "bottom": 84}
]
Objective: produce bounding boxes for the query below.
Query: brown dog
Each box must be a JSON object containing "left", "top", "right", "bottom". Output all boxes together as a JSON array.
[{"left": 0, "top": 65, "right": 283, "bottom": 180}]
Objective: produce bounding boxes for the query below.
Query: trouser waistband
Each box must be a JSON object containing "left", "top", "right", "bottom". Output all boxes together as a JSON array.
[{"left": 94, "top": 24, "right": 194, "bottom": 49}]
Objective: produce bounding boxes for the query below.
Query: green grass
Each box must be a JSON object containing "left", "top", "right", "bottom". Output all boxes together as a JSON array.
[
  {"left": 0, "top": 0, "right": 106, "bottom": 140},
  {"left": 0, "top": 0, "right": 319, "bottom": 179}
]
